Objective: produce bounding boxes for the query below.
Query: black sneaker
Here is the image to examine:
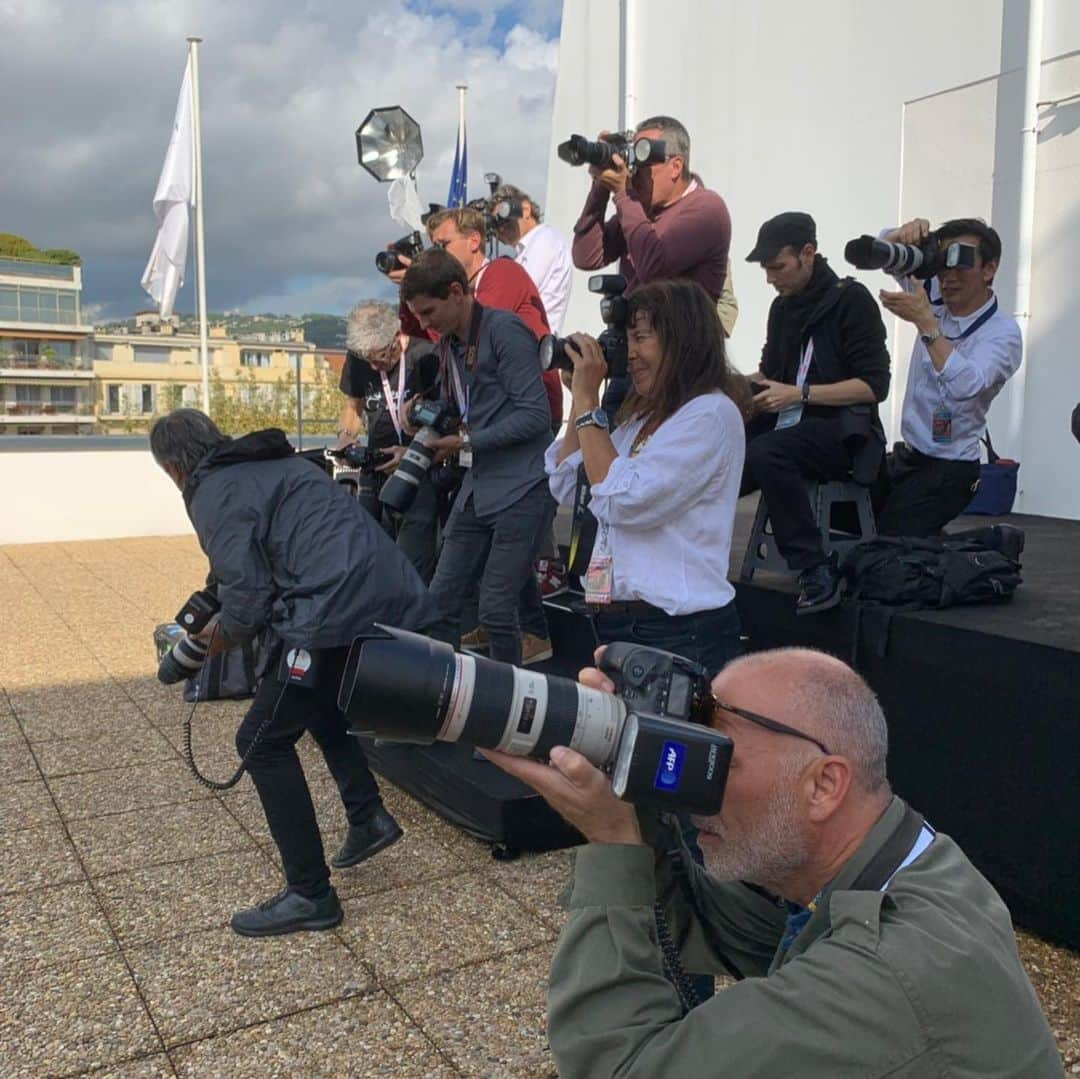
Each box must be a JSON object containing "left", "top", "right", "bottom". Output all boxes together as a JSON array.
[
  {"left": 330, "top": 806, "right": 403, "bottom": 869},
  {"left": 796, "top": 552, "right": 843, "bottom": 615},
  {"left": 992, "top": 524, "right": 1025, "bottom": 563},
  {"left": 230, "top": 885, "right": 343, "bottom": 938}
]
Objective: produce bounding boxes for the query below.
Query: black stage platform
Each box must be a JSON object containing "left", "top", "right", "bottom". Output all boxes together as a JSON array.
[{"left": 544, "top": 502, "right": 1079, "bottom": 949}]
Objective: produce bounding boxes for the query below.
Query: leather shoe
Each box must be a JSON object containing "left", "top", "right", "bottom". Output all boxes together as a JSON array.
[
  {"left": 992, "top": 524, "right": 1025, "bottom": 562},
  {"left": 331, "top": 806, "right": 403, "bottom": 869},
  {"left": 230, "top": 885, "right": 342, "bottom": 937},
  {"left": 796, "top": 552, "right": 842, "bottom": 615}
]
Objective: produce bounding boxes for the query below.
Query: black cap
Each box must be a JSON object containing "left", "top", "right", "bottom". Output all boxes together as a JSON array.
[{"left": 745, "top": 212, "right": 817, "bottom": 263}]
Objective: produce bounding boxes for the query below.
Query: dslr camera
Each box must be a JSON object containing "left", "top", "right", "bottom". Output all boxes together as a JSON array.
[
  {"left": 339, "top": 626, "right": 733, "bottom": 813},
  {"left": 325, "top": 434, "right": 382, "bottom": 520},
  {"left": 557, "top": 131, "right": 667, "bottom": 172},
  {"left": 157, "top": 588, "right": 221, "bottom": 684},
  {"left": 844, "top": 232, "right": 977, "bottom": 280},
  {"left": 376, "top": 231, "right": 424, "bottom": 275},
  {"left": 379, "top": 397, "right": 462, "bottom": 513},
  {"left": 541, "top": 274, "right": 629, "bottom": 380}
]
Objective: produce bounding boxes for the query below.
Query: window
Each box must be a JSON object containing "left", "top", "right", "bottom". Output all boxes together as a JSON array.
[
  {"left": 51, "top": 386, "right": 76, "bottom": 410},
  {"left": 107, "top": 384, "right": 120, "bottom": 413},
  {"left": 182, "top": 385, "right": 198, "bottom": 407},
  {"left": 15, "top": 384, "right": 43, "bottom": 404},
  {"left": 0, "top": 286, "right": 17, "bottom": 320},
  {"left": 241, "top": 350, "right": 271, "bottom": 368},
  {"left": 133, "top": 346, "right": 171, "bottom": 364},
  {"left": 94, "top": 343, "right": 115, "bottom": 362},
  {"left": 141, "top": 384, "right": 154, "bottom": 413}
]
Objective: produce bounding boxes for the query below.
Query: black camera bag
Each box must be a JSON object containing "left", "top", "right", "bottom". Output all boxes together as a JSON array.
[{"left": 182, "top": 632, "right": 271, "bottom": 702}]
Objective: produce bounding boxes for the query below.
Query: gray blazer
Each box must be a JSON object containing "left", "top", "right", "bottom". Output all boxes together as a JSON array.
[{"left": 441, "top": 305, "right": 552, "bottom": 516}]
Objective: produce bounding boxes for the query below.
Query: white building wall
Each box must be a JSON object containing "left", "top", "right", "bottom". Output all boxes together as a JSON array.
[{"left": 547, "top": 0, "right": 1080, "bottom": 518}]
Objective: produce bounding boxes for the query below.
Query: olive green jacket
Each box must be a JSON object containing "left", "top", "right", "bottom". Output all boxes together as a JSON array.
[{"left": 548, "top": 797, "right": 1060, "bottom": 1078}]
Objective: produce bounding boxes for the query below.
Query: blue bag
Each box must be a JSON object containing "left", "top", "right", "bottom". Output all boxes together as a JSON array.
[{"left": 965, "top": 430, "right": 1018, "bottom": 516}]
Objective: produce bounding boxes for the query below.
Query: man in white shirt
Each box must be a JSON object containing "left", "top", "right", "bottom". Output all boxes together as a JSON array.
[
  {"left": 877, "top": 217, "right": 1022, "bottom": 535},
  {"left": 494, "top": 183, "right": 573, "bottom": 335}
]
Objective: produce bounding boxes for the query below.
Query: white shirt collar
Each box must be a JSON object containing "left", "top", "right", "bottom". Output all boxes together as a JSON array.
[
  {"left": 515, "top": 224, "right": 542, "bottom": 257},
  {"left": 942, "top": 289, "right": 996, "bottom": 331}
]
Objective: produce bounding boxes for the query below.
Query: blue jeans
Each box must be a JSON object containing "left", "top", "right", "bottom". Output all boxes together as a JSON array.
[
  {"left": 428, "top": 481, "right": 555, "bottom": 665},
  {"left": 591, "top": 599, "right": 743, "bottom": 1005}
]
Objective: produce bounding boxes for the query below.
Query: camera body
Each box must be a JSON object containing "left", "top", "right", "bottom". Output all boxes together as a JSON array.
[
  {"left": 375, "top": 231, "right": 424, "bottom": 275},
  {"left": 324, "top": 435, "right": 382, "bottom": 519},
  {"left": 844, "top": 233, "right": 978, "bottom": 281},
  {"left": 541, "top": 274, "right": 630, "bottom": 381},
  {"left": 557, "top": 131, "right": 667, "bottom": 172},
  {"left": 157, "top": 588, "right": 221, "bottom": 685},
  {"left": 378, "top": 398, "right": 462, "bottom": 513},
  {"left": 339, "top": 626, "right": 733, "bottom": 814}
]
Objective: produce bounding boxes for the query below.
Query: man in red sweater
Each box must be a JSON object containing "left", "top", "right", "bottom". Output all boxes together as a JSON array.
[{"left": 391, "top": 206, "right": 558, "bottom": 663}]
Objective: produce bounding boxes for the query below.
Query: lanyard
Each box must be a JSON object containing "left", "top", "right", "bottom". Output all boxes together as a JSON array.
[
  {"left": 470, "top": 258, "right": 491, "bottom": 295},
  {"left": 795, "top": 338, "right": 814, "bottom": 387},
  {"left": 378, "top": 336, "right": 409, "bottom": 444},
  {"left": 439, "top": 301, "right": 485, "bottom": 423},
  {"left": 924, "top": 281, "right": 999, "bottom": 341}
]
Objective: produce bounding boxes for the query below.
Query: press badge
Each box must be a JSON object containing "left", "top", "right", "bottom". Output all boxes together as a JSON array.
[
  {"left": 775, "top": 404, "right": 803, "bottom": 430},
  {"left": 931, "top": 407, "right": 953, "bottom": 444},
  {"left": 584, "top": 554, "right": 614, "bottom": 605},
  {"left": 280, "top": 647, "right": 319, "bottom": 687}
]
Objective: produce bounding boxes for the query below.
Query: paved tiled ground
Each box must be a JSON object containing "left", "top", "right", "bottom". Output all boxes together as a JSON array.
[{"left": 0, "top": 537, "right": 1075, "bottom": 1076}]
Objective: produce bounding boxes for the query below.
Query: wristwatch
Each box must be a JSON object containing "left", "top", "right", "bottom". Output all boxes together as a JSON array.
[
  {"left": 801, "top": 382, "right": 811, "bottom": 405},
  {"left": 575, "top": 408, "right": 610, "bottom": 433},
  {"left": 920, "top": 327, "right": 944, "bottom": 346}
]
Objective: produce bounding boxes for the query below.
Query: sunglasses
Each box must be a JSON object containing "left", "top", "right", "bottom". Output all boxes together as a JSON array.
[{"left": 712, "top": 699, "right": 831, "bottom": 756}]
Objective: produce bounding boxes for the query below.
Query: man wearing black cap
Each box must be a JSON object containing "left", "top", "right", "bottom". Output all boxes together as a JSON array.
[{"left": 743, "top": 212, "right": 891, "bottom": 614}]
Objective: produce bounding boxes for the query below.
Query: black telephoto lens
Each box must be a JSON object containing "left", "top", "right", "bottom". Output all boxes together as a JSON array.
[
  {"left": 375, "top": 250, "right": 403, "bottom": 275},
  {"left": 539, "top": 334, "right": 573, "bottom": 373}
]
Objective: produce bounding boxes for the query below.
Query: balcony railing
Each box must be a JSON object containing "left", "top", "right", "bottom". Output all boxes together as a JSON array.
[
  {"left": 5, "top": 403, "right": 94, "bottom": 416},
  {"left": 0, "top": 352, "right": 92, "bottom": 372},
  {"left": 0, "top": 258, "right": 76, "bottom": 281}
]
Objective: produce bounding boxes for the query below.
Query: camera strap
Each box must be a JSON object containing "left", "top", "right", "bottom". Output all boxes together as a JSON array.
[{"left": 923, "top": 281, "right": 999, "bottom": 341}]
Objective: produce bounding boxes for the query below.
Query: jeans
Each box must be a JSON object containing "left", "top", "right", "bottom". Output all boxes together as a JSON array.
[
  {"left": 428, "top": 481, "right": 556, "bottom": 665},
  {"left": 236, "top": 645, "right": 382, "bottom": 898},
  {"left": 390, "top": 472, "right": 440, "bottom": 584}
]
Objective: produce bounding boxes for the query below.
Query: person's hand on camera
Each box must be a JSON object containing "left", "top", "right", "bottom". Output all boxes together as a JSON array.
[
  {"left": 752, "top": 378, "right": 801, "bottom": 414},
  {"left": 387, "top": 250, "right": 413, "bottom": 286},
  {"left": 879, "top": 285, "right": 937, "bottom": 332},
  {"left": 399, "top": 394, "right": 420, "bottom": 436},
  {"left": 429, "top": 433, "right": 464, "bottom": 464},
  {"left": 588, "top": 130, "right": 630, "bottom": 196},
  {"left": 884, "top": 218, "right": 931, "bottom": 246},
  {"left": 192, "top": 621, "right": 233, "bottom": 659},
  {"left": 566, "top": 334, "right": 607, "bottom": 410},
  {"left": 374, "top": 444, "right": 407, "bottom": 474}
]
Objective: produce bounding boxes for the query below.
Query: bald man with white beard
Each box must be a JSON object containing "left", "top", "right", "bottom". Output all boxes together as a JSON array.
[{"left": 488, "top": 648, "right": 1059, "bottom": 1078}]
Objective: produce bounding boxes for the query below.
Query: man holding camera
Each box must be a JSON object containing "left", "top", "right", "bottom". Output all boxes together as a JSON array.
[
  {"left": 337, "top": 301, "right": 440, "bottom": 581},
  {"left": 876, "top": 218, "right": 1022, "bottom": 536},
  {"left": 488, "top": 647, "right": 1059, "bottom": 1078},
  {"left": 401, "top": 248, "right": 555, "bottom": 666},
  {"left": 743, "top": 212, "right": 890, "bottom": 614},
  {"left": 150, "top": 409, "right": 437, "bottom": 937}
]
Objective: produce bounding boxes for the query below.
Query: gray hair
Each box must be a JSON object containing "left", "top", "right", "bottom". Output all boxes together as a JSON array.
[
  {"left": 727, "top": 648, "right": 890, "bottom": 794},
  {"left": 346, "top": 301, "right": 399, "bottom": 356},
  {"left": 636, "top": 115, "right": 691, "bottom": 173},
  {"left": 492, "top": 183, "right": 542, "bottom": 223},
  {"left": 149, "top": 409, "right": 227, "bottom": 478}
]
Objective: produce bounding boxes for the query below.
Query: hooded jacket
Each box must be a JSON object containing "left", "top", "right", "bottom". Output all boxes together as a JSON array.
[{"left": 184, "top": 429, "right": 436, "bottom": 649}]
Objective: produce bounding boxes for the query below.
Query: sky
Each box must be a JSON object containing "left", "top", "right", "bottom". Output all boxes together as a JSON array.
[{"left": 1, "top": 0, "right": 562, "bottom": 322}]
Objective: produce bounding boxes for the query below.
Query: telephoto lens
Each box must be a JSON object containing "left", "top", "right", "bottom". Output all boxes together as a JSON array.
[
  {"left": 379, "top": 399, "right": 461, "bottom": 514},
  {"left": 157, "top": 629, "right": 211, "bottom": 684},
  {"left": 339, "top": 626, "right": 733, "bottom": 814},
  {"left": 844, "top": 234, "right": 939, "bottom": 279}
]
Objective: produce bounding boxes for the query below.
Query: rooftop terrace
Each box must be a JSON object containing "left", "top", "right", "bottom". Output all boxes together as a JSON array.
[{"left": 0, "top": 535, "right": 1076, "bottom": 1076}]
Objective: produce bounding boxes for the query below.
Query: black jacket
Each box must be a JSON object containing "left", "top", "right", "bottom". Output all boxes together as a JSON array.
[
  {"left": 184, "top": 429, "right": 437, "bottom": 649},
  {"left": 761, "top": 257, "right": 891, "bottom": 447}
]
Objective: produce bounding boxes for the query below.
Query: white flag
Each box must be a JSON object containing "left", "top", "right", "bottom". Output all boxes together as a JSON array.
[{"left": 141, "top": 57, "right": 195, "bottom": 318}]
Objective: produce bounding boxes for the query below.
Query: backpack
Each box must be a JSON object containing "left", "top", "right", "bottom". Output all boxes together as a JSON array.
[{"left": 841, "top": 536, "right": 1021, "bottom": 660}]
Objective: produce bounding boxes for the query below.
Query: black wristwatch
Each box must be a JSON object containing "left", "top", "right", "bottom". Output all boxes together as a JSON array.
[
  {"left": 801, "top": 382, "right": 811, "bottom": 405},
  {"left": 575, "top": 408, "right": 610, "bottom": 433}
]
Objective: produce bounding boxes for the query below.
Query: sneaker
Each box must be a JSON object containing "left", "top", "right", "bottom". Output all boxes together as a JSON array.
[
  {"left": 796, "top": 552, "right": 843, "bottom": 616},
  {"left": 330, "top": 806, "right": 403, "bottom": 869},
  {"left": 521, "top": 632, "right": 554, "bottom": 665},
  {"left": 230, "top": 885, "right": 343, "bottom": 938},
  {"left": 535, "top": 558, "right": 568, "bottom": 598},
  {"left": 992, "top": 524, "right": 1025, "bottom": 563},
  {"left": 461, "top": 626, "right": 489, "bottom": 648}
]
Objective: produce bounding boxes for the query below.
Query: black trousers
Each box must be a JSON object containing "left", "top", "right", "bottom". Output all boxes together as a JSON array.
[
  {"left": 742, "top": 415, "right": 852, "bottom": 571},
  {"left": 874, "top": 444, "right": 981, "bottom": 537},
  {"left": 236, "top": 645, "right": 382, "bottom": 898}
]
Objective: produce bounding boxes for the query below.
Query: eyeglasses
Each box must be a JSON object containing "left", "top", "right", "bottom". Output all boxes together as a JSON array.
[{"left": 712, "top": 698, "right": 831, "bottom": 756}]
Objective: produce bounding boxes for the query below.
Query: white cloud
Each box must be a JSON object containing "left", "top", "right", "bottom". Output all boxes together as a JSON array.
[{"left": 1, "top": 0, "right": 562, "bottom": 316}]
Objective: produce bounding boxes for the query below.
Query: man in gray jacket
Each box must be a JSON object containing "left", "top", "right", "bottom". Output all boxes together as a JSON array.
[
  {"left": 488, "top": 648, "right": 1059, "bottom": 1077},
  {"left": 151, "top": 410, "right": 437, "bottom": 937},
  {"left": 401, "top": 248, "right": 554, "bottom": 665}
]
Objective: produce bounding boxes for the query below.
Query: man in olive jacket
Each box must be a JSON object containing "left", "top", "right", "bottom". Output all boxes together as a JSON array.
[{"left": 488, "top": 648, "right": 1059, "bottom": 1078}]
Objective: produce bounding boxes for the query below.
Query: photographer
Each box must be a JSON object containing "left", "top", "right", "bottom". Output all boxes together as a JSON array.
[
  {"left": 548, "top": 279, "right": 747, "bottom": 676},
  {"left": 150, "top": 409, "right": 436, "bottom": 937},
  {"left": 487, "top": 647, "right": 1059, "bottom": 1078},
  {"left": 876, "top": 218, "right": 1022, "bottom": 535},
  {"left": 743, "top": 212, "right": 890, "bottom": 614},
  {"left": 401, "top": 248, "right": 555, "bottom": 666},
  {"left": 493, "top": 182, "right": 573, "bottom": 336},
  {"left": 338, "top": 301, "right": 440, "bottom": 582},
  {"left": 571, "top": 116, "right": 731, "bottom": 416}
]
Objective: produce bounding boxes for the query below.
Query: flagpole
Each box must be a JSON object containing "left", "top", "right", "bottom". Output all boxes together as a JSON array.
[{"left": 187, "top": 37, "right": 210, "bottom": 414}]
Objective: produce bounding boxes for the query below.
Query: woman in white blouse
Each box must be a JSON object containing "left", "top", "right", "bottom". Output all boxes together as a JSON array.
[{"left": 547, "top": 278, "right": 748, "bottom": 676}]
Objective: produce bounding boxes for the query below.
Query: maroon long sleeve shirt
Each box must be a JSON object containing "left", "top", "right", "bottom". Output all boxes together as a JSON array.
[{"left": 571, "top": 176, "right": 731, "bottom": 301}]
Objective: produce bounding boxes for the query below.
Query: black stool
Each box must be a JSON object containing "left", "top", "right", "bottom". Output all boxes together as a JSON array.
[{"left": 740, "top": 480, "right": 877, "bottom": 581}]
